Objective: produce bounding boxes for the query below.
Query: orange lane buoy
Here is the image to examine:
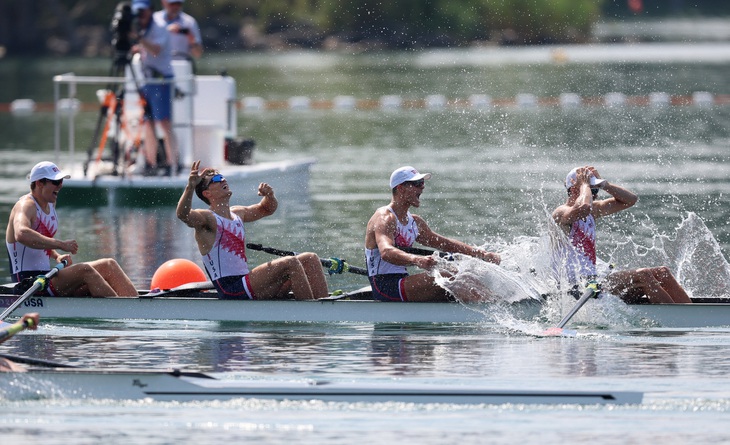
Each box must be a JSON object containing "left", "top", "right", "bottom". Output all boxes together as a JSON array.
[{"left": 150, "top": 259, "right": 207, "bottom": 290}]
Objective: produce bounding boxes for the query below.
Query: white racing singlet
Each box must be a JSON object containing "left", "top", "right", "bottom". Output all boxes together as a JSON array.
[
  {"left": 562, "top": 214, "right": 597, "bottom": 283},
  {"left": 6, "top": 195, "right": 58, "bottom": 276},
  {"left": 366, "top": 207, "right": 419, "bottom": 276},
  {"left": 201, "top": 211, "right": 250, "bottom": 280}
]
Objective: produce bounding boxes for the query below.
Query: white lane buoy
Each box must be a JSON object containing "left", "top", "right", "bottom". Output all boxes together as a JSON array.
[
  {"left": 604, "top": 92, "right": 626, "bottom": 107},
  {"left": 10, "top": 99, "right": 36, "bottom": 116},
  {"left": 516, "top": 93, "right": 537, "bottom": 108},
  {"left": 649, "top": 92, "right": 670, "bottom": 107},
  {"left": 424, "top": 94, "right": 447, "bottom": 109},
  {"left": 333, "top": 95, "right": 357, "bottom": 110},
  {"left": 692, "top": 91, "right": 713, "bottom": 107},
  {"left": 380, "top": 95, "right": 402, "bottom": 109},
  {"left": 559, "top": 93, "right": 581, "bottom": 108},
  {"left": 242, "top": 96, "right": 266, "bottom": 111},
  {"left": 288, "top": 96, "right": 311, "bottom": 110},
  {"left": 468, "top": 94, "right": 492, "bottom": 109}
]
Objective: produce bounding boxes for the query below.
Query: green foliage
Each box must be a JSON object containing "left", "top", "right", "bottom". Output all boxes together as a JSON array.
[
  {"left": 187, "top": 0, "right": 604, "bottom": 43},
  {"left": 0, "top": 0, "right": 606, "bottom": 55}
]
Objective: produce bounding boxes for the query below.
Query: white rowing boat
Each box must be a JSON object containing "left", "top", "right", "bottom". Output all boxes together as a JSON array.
[
  {"left": 53, "top": 62, "right": 315, "bottom": 207},
  {"left": 0, "top": 367, "right": 643, "bottom": 405},
  {"left": 1, "top": 283, "right": 729, "bottom": 327}
]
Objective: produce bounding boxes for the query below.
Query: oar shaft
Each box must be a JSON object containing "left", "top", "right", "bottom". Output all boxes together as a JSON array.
[
  {"left": 0, "top": 281, "right": 43, "bottom": 321},
  {"left": 0, "top": 353, "right": 76, "bottom": 368},
  {"left": 557, "top": 282, "right": 600, "bottom": 329},
  {"left": 399, "top": 246, "right": 453, "bottom": 259},
  {"left": 0, "top": 261, "right": 67, "bottom": 321},
  {"left": 246, "top": 243, "right": 368, "bottom": 276}
]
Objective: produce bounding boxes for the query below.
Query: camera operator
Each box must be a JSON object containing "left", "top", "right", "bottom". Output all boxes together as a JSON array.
[
  {"left": 131, "top": 0, "right": 178, "bottom": 176},
  {"left": 154, "top": 0, "right": 203, "bottom": 60}
]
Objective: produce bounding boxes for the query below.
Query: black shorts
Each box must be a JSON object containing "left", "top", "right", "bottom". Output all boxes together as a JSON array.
[{"left": 368, "top": 274, "right": 409, "bottom": 302}]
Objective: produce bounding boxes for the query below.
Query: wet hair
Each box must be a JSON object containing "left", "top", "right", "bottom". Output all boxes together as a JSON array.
[
  {"left": 195, "top": 180, "right": 211, "bottom": 205},
  {"left": 194, "top": 171, "right": 219, "bottom": 205}
]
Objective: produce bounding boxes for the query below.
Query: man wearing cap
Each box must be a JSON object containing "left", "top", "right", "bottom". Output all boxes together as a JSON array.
[
  {"left": 154, "top": 0, "right": 203, "bottom": 60},
  {"left": 364, "top": 166, "right": 501, "bottom": 302},
  {"left": 5, "top": 162, "right": 138, "bottom": 297},
  {"left": 552, "top": 165, "right": 691, "bottom": 304},
  {"left": 131, "top": 0, "right": 178, "bottom": 176}
]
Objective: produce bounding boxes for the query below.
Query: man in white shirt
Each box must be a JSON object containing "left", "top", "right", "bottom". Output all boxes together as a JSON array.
[
  {"left": 131, "top": 0, "right": 178, "bottom": 176},
  {"left": 154, "top": 0, "right": 203, "bottom": 60}
]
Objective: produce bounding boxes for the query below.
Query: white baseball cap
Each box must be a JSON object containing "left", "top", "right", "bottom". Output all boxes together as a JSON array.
[
  {"left": 565, "top": 167, "right": 605, "bottom": 189},
  {"left": 389, "top": 166, "right": 432, "bottom": 189},
  {"left": 28, "top": 161, "right": 71, "bottom": 183}
]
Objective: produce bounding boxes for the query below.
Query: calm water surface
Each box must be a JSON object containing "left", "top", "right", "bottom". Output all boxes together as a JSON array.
[{"left": 1, "top": 44, "right": 730, "bottom": 443}]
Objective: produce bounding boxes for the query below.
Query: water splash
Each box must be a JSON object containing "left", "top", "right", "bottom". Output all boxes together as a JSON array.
[
  {"left": 430, "top": 212, "right": 730, "bottom": 333},
  {"left": 605, "top": 212, "right": 730, "bottom": 298},
  {"left": 432, "top": 253, "right": 542, "bottom": 304}
]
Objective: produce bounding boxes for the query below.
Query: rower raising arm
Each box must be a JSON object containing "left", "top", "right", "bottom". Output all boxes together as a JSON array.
[{"left": 177, "top": 160, "right": 328, "bottom": 301}]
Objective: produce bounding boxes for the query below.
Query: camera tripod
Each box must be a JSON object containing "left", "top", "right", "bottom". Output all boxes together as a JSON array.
[{"left": 83, "top": 50, "right": 155, "bottom": 178}]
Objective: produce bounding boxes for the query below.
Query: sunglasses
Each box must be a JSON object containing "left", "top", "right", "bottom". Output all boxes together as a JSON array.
[
  {"left": 403, "top": 179, "right": 425, "bottom": 188},
  {"left": 42, "top": 178, "right": 64, "bottom": 186},
  {"left": 206, "top": 174, "right": 225, "bottom": 187}
]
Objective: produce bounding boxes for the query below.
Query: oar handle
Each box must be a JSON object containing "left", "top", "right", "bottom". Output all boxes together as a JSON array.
[
  {"left": 318, "top": 257, "right": 368, "bottom": 276},
  {"left": 0, "top": 260, "right": 67, "bottom": 321},
  {"left": 399, "top": 246, "right": 453, "bottom": 259},
  {"left": 246, "top": 243, "right": 368, "bottom": 276}
]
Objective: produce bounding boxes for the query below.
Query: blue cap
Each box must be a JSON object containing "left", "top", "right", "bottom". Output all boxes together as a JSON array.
[{"left": 132, "top": 0, "right": 151, "bottom": 13}]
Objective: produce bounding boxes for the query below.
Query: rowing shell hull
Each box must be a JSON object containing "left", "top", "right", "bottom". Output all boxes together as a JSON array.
[
  {"left": 1, "top": 293, "right": 533, "bottom": 324},
  {"left": 0, "top": 368, "right": 643, "bottom": 405},
  {"left": 2, "top": 292, "right": 729, "bottom": 327}
]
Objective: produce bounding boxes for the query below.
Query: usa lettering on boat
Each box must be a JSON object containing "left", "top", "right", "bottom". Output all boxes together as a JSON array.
[{"left": 23, "top": 297, "right": 44, "bottom": 308}]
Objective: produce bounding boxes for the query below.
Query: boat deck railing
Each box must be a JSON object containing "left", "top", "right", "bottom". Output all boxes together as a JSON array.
[{"left": 52, "top": 71, "right": 194, "bottom": 167}]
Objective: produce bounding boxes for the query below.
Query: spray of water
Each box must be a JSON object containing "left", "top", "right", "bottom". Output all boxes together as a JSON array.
[{"left": 430, "top": 211, "right": 730, "bottom": 333}]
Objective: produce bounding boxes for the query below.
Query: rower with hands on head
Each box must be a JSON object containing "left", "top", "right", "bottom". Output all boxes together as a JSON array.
[
  {"left": 365, "top": 166, "right": 501, "bottom": 302},
  {"left": 552, "top": 165, "right": 691, "bottom": 304},
  {"left": 0, "top": 313, "right": 40, "bottom": 372},
  {"left": 176, "top": 161, "right": 329, "bottom": 300},
  {"left": 5, "top": 162, "right": 138, "bottom": 297}
]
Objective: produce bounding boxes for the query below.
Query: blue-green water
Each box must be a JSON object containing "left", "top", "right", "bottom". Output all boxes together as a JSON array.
[{"left": 1, "top": 43, "right": 730, "bottom": 443}]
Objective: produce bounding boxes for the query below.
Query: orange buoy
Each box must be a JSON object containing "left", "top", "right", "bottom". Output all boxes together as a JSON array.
[{"left": 150, "top": 259, "right": 207, "bottom": 290}]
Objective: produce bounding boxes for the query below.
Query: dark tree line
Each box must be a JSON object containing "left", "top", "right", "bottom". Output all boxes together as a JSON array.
[{"left": 0, "top": 0, "right": 727, "bottom": 57}]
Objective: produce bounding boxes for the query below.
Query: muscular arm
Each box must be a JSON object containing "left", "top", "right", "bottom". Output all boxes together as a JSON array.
[
  {"left": 414, "top": 215, "right": 500, "bottom": 264},
  {"left": 233, "top": 183, "right": 278, "bottom": 223},
  {"left": 592, "top": 181, "right": 638, "bottom": 218},
  {"left": 552, "top": 182, "right": 594, "bottom": 232},
  {"left": 176, "top": 188, "right": 216, "bottom": 254},
  {"left": 364, "top": 209, "right": 438, "bottom": 270},
  {"left": 9, "top": 199, "right": 77, "bottom": 259},
  {"left": 176, "top": 162, "right": 216, "bottom": 253}
]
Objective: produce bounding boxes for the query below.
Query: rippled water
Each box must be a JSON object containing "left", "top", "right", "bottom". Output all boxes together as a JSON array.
[{"left": 1, "top": 44, "right": 730, "bottom": 443}]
